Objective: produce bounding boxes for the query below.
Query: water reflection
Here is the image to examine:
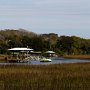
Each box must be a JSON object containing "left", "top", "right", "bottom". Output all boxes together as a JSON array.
[{"left": 0, "top": 58, "right": 90, "bottom": 65}]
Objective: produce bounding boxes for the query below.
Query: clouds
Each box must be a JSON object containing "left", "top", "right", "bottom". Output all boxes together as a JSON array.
[
  {"left": 32, "top": 0, "right": 90, "bottom": 15},
  {"left": 0, "top": 0, "right": 90, "bottom": 38}
]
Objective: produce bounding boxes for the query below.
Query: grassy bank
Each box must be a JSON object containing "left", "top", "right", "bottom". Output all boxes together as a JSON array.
[
  {"left": 0, "top": 55, "right": 7, "bottom": 62},
  {"left": 64, "top": 55, "right": 90, "bottom": 60},
  {"left": 0, "top": 63, "right": 90, "bottom": 90}
]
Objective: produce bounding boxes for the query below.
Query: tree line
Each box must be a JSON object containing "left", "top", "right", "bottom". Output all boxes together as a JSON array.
[{"left": 0, "top": 29, "right": 90, "bottom": 55}]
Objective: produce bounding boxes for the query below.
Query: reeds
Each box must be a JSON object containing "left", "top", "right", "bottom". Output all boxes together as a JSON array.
[
  {"left": 64, "top": 55, "right": 90, "bottom": 60},
  {"left": 0, "top": 63, "right": 90, "bottom": 90}
]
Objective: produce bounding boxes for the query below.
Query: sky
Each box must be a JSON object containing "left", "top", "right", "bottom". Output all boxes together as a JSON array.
[{"left": 0, "top": 0, "right": 90, "bottom": 38}]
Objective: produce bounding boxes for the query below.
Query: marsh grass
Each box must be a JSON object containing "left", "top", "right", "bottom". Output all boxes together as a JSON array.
[
  {"left": 0, "top": 63, "right": 90, "bottom": 90},
  {"left": 64, "top": 55, "right": 90, "bottom": 60}
]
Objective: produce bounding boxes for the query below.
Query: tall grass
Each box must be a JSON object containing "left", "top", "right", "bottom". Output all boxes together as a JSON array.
[
  {"left": 64, "top": 55, "right": 90, "bottom": 59},
  {"left": 0, "top": 63, "right": 90, "bottom": 90}
]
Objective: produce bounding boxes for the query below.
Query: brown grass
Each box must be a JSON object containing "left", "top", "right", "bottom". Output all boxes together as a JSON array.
[
  {"left": 0, "top": 63, "right": 90, "bottom": 90},
  {"left": 64, "top": 55, "right": 90, "bottom": 60}
]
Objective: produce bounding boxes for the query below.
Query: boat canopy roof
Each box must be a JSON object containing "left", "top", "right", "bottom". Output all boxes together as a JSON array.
[
  {"left": 45, "top": 51, "right": 55, "bottom": 54},
  {"left": 8, "top": 48, "right": 33, "bottom": 51}
]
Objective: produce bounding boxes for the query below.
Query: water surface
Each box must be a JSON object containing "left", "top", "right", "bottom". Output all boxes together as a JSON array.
[{"left": 0, "top": 58, "right": 90, "bottom": 65}]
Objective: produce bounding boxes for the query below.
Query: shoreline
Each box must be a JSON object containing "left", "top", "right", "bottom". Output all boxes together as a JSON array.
[
  {"left": 64, "top": 55, "right": 90, "bottom": 60},
  {"left": 0, "top": 55, "right": 90, "bottom": 63}
]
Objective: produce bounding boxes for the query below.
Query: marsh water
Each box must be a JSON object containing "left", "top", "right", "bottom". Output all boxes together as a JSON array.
[{"left": 0, "top": 58, "right": 90, "bottom": 65}]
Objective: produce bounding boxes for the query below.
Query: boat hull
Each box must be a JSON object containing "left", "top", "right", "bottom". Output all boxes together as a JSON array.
[{"left": 40, "top": 58, "right": 52, "bottom": 62}]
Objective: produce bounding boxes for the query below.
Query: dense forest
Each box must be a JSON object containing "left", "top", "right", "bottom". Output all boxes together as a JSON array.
[{"left": 0, "top": 29, "right": 90, "bottom": 55}]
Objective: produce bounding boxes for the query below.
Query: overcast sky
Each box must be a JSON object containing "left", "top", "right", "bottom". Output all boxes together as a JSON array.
[{"left": 0, "top": 0, "right": 90, "bottom": 38}]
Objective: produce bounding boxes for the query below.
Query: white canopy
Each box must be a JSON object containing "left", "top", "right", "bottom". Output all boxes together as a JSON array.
[
  {"left": 8, "top": 48, "right": 33, "bottom": 51},
  {"left": 45, "top": 51, "right": 55, "bottom": 54}
]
